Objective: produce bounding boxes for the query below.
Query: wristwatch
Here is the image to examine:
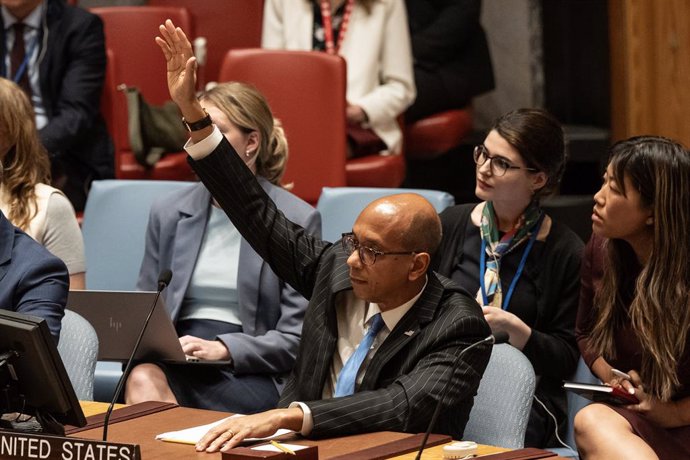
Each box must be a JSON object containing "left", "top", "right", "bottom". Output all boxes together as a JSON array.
[{"left": 182, "top": 108, "right": 213, "bottom": 132}]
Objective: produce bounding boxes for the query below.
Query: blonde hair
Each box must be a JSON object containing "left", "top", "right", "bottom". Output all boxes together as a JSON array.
[
  {"left": 201, "top": 82, "right": 288, "bottom": 186},
  {"left": 0, "top": 78, "right": 51, "bottom": 230},
  {"left": 590, "top": 136, "right": 690, "bottom": 401}
]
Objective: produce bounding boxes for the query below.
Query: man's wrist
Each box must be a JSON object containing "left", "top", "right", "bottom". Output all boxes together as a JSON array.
[{"left": 278, "top": 407, "right": 305, "bottom": 432}]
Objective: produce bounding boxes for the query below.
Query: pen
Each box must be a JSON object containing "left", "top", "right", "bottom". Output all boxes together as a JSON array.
[{"left": 270, "top": 440, "right": 296, "bottom": 456}]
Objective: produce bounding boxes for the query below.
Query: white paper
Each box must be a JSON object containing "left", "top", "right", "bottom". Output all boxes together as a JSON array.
[
  {"left": 155, "top": 414, "right": 293, "bottom": 445},
  {"left": 253, "top": 444, "right": 309, "bottom": 452}
]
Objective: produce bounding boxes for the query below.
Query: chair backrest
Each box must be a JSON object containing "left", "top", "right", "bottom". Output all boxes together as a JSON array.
[
  {"left": 148, "top": 0, "right": 263, "bottom": 85},
  {"left": 542, "top": 195, "right": 595, "bottom": 243},
  {"left": 100, "top": 47, "right": 124, "bottom": 175},
  {"left": 316, "top": 187, "right": 455, "bottom": 242},
  {"left": 57, "top": 310, "right": 99, "bottom": 401},
  {"left": 219, "top": 49, "right": 348, "bottom": 204},
  {"left": 463, "top": 344, "right": 536, "bottom": 449},
  {"left": 91, "top": 6, "right": 192, "bottom": 106},
  {"left": 82, "top": 179, "right": 196, "bottom": 290}
]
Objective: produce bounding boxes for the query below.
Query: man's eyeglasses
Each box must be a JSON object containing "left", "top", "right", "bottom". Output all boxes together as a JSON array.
[
  {"left": 473, "top": 145, "right": 538, "bottom": 177},
  {"left": 341, "top": 232, "right": 417, "bottom": 266}
]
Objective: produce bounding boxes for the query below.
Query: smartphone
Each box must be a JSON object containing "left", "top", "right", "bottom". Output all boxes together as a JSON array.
[{"left": 612, "top": 368, "right": 631, "bottom": 380}]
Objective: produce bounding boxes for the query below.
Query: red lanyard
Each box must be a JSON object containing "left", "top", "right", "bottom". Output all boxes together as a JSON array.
[{"left": 319, "top": 0, "right": 354, "bottom": 54}]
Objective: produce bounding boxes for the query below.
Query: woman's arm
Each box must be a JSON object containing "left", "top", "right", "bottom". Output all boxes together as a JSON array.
[
  {"left": 41, "top": 192, "right": 86, "bottom": 284},
  {"left": 352, "top": 0, "right": 415, "bottom": 125},
  {"left": 519, "top": 226, "right": 583, "bottom": 378}
]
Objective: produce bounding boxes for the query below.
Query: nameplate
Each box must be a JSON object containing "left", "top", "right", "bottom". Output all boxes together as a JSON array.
[{"left": 0, "top": 430, "right": 141, "bottom": 460}]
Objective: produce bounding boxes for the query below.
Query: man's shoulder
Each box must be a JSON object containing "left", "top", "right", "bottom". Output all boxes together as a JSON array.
[
  {"left": 9, "top": 225, "right": 67, "bottom": 275},
  {"left": 47, "top": 0, "right": 102, "bottom": 30}
]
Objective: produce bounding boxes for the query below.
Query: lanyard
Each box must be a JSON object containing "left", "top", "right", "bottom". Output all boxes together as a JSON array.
[
  {"left": 11, "top": 33, "right": 39, "bottom": 84},
  {"left": 319, "top": 0, "right": 354, "bottom": 54},
  {"left": 479, "top": 214, "right": 544, "bottom": 311}
]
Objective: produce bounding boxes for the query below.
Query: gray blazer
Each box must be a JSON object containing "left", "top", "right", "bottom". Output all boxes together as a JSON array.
[{"left": 136, "top": 179, "right": 321, "bottom": 388}]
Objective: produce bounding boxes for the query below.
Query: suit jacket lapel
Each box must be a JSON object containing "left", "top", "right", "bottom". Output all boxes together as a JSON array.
[
  {"left": 0, "top": 213, "right": 13, "bottom": 284},
  {"left": 168, "top": 185, "right": 210, "bottom": 321},
  {"left": 361, "top": 274, "right": 445, "bottom": 388},
  {"left": 304, "top": 246, "right": 351, "bottom": 399}
]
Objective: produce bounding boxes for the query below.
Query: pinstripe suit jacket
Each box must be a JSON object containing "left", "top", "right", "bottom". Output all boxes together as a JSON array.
[{"left": 189, "top": 137, "right": 492, "bottom": 439}]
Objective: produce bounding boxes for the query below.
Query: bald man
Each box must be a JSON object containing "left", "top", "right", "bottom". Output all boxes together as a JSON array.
[{"left": 156, "top": 20, "right": 491, "bottom": 453}]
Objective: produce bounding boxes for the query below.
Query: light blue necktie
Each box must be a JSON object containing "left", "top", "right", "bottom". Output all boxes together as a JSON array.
[{"left": 334, "top": 312, "right": 385, "bottom": 397}]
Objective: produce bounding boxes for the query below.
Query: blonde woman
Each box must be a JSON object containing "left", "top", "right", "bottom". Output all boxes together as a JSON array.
[
  {"left": 126, "top": 82, "right": 321, "bottom": 413},
  {"left": 575, "top": 136, "right": 690, "bottom": 459},
  {"left": 0, "top": 77, "right": 85, "bottom": 289}
]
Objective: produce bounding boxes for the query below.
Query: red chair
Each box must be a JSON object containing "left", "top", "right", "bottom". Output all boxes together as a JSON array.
[
  {"left": 148, "top": 0, "right": 263, "bottom": 86},
  {"left": 92, "top": 6, "right": 196, "bottom": 180},
  {"left": 405, "top": 109, "right": 474, "bottom": 160},
  {"left": 219, "top": 49, "right": 348, "bottom": 204}
]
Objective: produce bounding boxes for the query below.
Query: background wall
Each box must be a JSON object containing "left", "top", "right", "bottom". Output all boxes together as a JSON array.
[{"left": 609, "top": 0, "right": 690, "bottom": 146}]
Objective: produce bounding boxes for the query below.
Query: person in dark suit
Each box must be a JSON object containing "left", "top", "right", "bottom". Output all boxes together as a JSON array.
[
  {"left": 156, "top": 20, "right": 491, "bottom": 453},
  {"left": 404, "top": 0, "right": 494, "bottom": 122},
  {"left": 125, "top": 81, "right": 321, "bottom": 414},
  {"left": 0, "top": 208, "right": 68, "bottom": 342},
  {"left": 0, "top": 0, "right": 114, "bottom": 211}
]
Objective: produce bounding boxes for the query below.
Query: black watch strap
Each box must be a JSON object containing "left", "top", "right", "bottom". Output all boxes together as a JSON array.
[{"left": 182, "top": 109, "right": 213, "bottom": 132}]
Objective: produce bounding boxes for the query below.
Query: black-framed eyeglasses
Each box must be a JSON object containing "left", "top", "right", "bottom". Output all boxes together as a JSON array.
[
  {"left": 341, "top": 232, "right": 417, "bottom": 266},
  {"left": 473, "top": 145, "right": 538, "bottom": 177}
]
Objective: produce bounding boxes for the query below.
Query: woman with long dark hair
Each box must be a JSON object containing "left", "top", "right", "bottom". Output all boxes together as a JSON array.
[{"left": 575, "top": 136, "right": 690, "bottom": 459}]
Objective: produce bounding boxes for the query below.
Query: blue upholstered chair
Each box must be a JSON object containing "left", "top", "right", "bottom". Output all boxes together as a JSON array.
[
  {"left": 82, "top": 179, "right": 196, "bottom": 290},
  {"left": 58, "top": 310, "right": 99, "bottom": 400},
  {"left": 316, "top": 187, "right": 455, "bottom": 242},
  {"left": 462, "top": 344, "right": 536, "bottom": 449}
]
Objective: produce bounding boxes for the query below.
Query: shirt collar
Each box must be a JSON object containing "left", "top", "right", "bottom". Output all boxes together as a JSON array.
[
  {"left": 2, "top": 2, "right": 45, "bottom": 30},
  {"left": 365, "top": 276, "right": 429, "bottom": 332}
]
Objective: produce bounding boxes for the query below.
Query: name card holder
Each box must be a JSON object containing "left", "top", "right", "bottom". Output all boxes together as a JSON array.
[
  {"left": 222, "top": 444, "right": 318, "bottom": 460},
  {"left": 0, "top": 429, "right": 141, "bottom": 460}
]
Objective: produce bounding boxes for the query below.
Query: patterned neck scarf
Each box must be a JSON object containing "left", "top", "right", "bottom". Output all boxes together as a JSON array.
[{"left": 478, "top": 200, "right": 543, "bottom": 308}]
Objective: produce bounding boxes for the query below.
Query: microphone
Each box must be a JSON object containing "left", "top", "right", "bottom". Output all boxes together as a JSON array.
[
  {"left": 415, "top": 332, "right": 509, "bottom": 460},
  {"left": 102, "top": 269, "right": 172, "bottom": 441}
]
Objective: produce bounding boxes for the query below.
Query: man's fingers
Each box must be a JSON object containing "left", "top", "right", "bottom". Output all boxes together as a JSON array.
[
  {"left": 206, "top": 427, "right": 239, "bottom": 453},
  {"left": 220, "top": 427, "right": 250, "bottom": 453}
]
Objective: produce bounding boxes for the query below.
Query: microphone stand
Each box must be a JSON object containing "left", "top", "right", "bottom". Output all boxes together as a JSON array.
[
  {"left": 414, "top": 332, "right": 509, "bottom": 460},
  {"left": 102, "top": 270, "right": 172, "bottom": 441}
]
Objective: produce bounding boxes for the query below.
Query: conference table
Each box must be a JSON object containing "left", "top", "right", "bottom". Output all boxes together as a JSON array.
[{"left": 72, "top": 401, "right": 562, "bottom": 459}]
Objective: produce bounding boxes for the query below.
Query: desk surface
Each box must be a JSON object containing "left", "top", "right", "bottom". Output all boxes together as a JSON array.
[{"left": 76, "top": 402, "right": 552, "bottom": 459}]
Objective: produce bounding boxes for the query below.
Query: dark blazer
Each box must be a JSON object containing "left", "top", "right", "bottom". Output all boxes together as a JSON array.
[
  {"left": 189, "top": 137, "right": 492, "bottom": 439},
  {"left": 0, "top": 0, "right": 114, "bottom": 181},
  {"left": 136, "top": 180, "right": 321, "bottom": 389},
  {"left": 405, "top": 0, "right": 494, "bottom": 118},
  {"left": 0, "top": 210, "right": 68, "bottom": 341}
]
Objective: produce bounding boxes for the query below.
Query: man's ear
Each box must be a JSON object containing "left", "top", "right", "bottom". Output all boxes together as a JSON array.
[{"left": 408, "top": 253, "right": 430, "bottom": 281}]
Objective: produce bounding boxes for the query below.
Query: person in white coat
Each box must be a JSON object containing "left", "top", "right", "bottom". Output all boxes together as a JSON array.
[{"left": 262, "top": 0, "right": 415, "bottom": 156}]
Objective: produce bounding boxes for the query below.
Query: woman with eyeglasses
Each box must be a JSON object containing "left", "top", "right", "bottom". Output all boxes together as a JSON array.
[
  {"left": 432, "top": 108, "right": 583, "bottom": 447},
  {"left": 574, "top": 136, "right": 690, "bottom": 460}
]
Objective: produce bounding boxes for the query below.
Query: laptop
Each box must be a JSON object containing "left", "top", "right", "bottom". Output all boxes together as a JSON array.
[{"left": 66, "top": 290, "right": 231, "bottom": 365}]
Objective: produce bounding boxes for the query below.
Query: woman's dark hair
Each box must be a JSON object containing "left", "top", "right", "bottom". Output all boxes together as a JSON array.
[
  {"left": 491, "top": 108, "right": 565, "bottom": 197},
  {"left": 590, "top": 135, "right": 690, "bottom": 401}
]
